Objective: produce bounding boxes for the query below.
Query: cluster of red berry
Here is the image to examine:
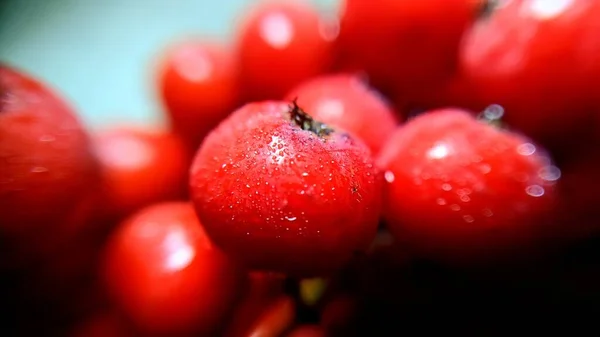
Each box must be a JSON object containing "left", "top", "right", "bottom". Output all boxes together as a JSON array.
[{"left": 2, "top": 0, "right": 600, "bottom": 336}]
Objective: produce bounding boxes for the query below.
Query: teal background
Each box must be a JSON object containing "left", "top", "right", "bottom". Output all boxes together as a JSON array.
[{"left": 0, "top": 0, "right": 339, "bottom": 129}]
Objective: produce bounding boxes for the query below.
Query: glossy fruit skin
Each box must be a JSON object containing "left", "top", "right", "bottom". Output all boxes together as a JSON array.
[
  {"left": 377, "top": 109, "right": 560, "bottom": 264},
  {"left": 158, "top": 41, "right": 238, "bottom": 148},
  {"left": 102, "top": 202, "right": 245, "bottom": 336},
  {"left": 460, "top": 0, "right": 600, "bottom": 150},
  {"left": 337, "top": 0, "right": 480, "bottom": 95},
  {"left": 285, "top": 73, "right": 400, "bottom": 155},
  {"left": 189, "top": 101, "right": 382, "bottom": 277},
  {"left": 0, "top": 64, "right": 98, "bottom": 263},
  {"left": 94, "top": 128, "right": 188, "bottom": 219},
  {"left": 235, "top": 0, "right": 334, "bottom": 102}
]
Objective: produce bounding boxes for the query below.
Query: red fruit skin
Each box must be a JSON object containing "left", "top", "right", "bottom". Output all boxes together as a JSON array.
[
  {"left": 70, "top": 311, "right": 134, "bottom": 337},
  {"left": 189, "top": 101, "right": 382, "bottom": 277},
  {"left": 286, "top": 325, "right": 326, "bottom": 337},
  {"left": 460, "top": 0, "right": 600, "bottom": 151},
  {"left": 94, "top": 128, "right": 188, "bottom": 219},
  {"left": 285, "top": 74, "right": 400, "bottom": 155},
  {"left": 240, "top": 295, "right": 296, "bottom": 337},
  {"left": 235, "top": 0, "right": 334, "bottom": 102},
  {"left": 0, "top": 64, "right": 98, "bottom": 264},
  {"left": 377, "top": 109, "right": 560, "bottom": 264},
  {"left": 158, "top": 41, "right": 239, "bottom": 148},
  {"left": 102, "top": 202, "right": 245, "bottom": 336},
  {"left": 337, "top": 0, "right": 480, "bottom": 95}
]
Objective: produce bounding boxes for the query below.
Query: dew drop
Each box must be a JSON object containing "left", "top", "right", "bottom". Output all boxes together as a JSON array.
[
  {"left": 525, "top": 185, "right": 545, "bottom": 197},
  {"left": 463, "top": 215, "right": 475, "bottom": 223},
  {"left": 517, "top": 143, "right": 536, "bottom": 156},
  {"left": 302, "top": 172, "right": 309, "bottom": 177},
  {"left": 31, "top": 166, "right": 48, "bottom": 173},
  {"left": 442, "top": 183, "right": 452, "bottom": 191},
  {"left": 436, "top": 198, "right": 447, "bottom": 205},
  {"left": 450, "top": 204, "right": 461, "bottom": 211},
  {"left": 482, "top": 104, "right": 504, "bottom": 121},
  {"left": 482, "top": 208, "right": 493, "bottom": 217},
  {"left": 460, "top": 195, "right": 471, "bottom": 202},
  {"left": 384, "top": 171, "right": 395, "bottom": 183},
  {"left": 538, "top": 165, "right": 561, "bottom": 182},
  {"left": 285, "top": 216, "right": 297, "bottom": 221}
]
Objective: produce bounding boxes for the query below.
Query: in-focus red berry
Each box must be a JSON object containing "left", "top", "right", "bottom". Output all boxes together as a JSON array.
[
  {"left": 337, "top": 0, "right": 481, "bottom": 95},
  {"left": 460, "top": 0, "right": 600, "bottom": 151},
  {"left": 190, "top": 100, "right": 382, "bottom": 277},
  {"left": 285, "top": 73, "right": 400, "bottom": 155},
  {"left": 235, "top": 0, "right": 335, "bottom": 102},
  {"left": 158, "top": 41, "right": 239, "bottom": 149},
  {"left": 102, "top": 202, "right": 245, "bottom": 336},
  {"left": 377, "top": 108, "right": 561, "bottom": 264},
  {"left": 93, "top": 127, "right": 188, "bottom": 219},
  {"left": 0, "top": 64, "right": 98, "bottom": 265}
]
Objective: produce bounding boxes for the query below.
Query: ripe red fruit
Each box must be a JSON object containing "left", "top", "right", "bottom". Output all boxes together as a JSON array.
[
  {"left": 243, "top": 295, "right": 296, "bottom": 337},
  {"left": 157, "top": 41, "right": 239, "bottom": 148},
  {"left": 377, "top": 108, "right": 560, "bottom": 264},
  {"left": 102, "top": 202, "right": 245, "bottom": 336},
  {"left": 285, "top": 74, "right": 400, "bottom": 155},
  {"left": 460, "top": 0, "right": 600, "bottom": 150},
  {"left": 337, "top": 0, "right": 481, "bottom": 95},
  {"left": 235, "top": 0, "right": 335, "bottom": 102},
  {"left": 0, "top": 64, "right": 98, "bottom": 263},
  {"left": 93, "top": 128, "right": 188, "bottom": 219},
  {"left": 189, "top": 100, "right": 382, "bottom": 277},
  {"left": 286, "top": 325, "right": 326, "bottom": 337}
]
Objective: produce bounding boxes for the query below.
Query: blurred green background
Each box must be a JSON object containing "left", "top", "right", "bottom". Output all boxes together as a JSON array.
[{"left": 0, "top": 0, "right": 339, "bottom": 129}]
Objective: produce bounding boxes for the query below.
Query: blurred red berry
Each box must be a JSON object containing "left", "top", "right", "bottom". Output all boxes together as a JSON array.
[
  {"left": 102, "top": 202, "right": 245, "bottom": 336},
  {"left": 158, "top": 41, "right": 239, "bottom": 149},
  {"left": 235, "top": 0, "right": 335, "bottom": 102}
]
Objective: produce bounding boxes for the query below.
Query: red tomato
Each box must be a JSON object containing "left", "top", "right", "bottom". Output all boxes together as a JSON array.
[
  {"left": 460, "top": 0, "right": 600, "bottom": 153},
  {"left": 102, "top": 202, "right": 245, "bottom": 336},
  {"left": 286, "top": 73, "right": 400, "bottom": 155},
  {"left": 158, "top": 41, "right": 239, "bottom": 148},
  {"left": 235, "top": 0, "right": 335, "bottom": 102},
  {"left": 93, "top": 128, "right": 189, "bottom": 219},
  {"left": 337, "top": 0, "right": 481, "bottom": 95}
]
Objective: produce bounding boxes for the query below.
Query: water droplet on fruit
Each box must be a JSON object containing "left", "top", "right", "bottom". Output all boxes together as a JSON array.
[
  {"left": 525, "top": 185, "right": 545, "bottom": 197},
  {"left": 39, "top": 135, "right": 55, "bottom": 142},
  {"left": 427, "top": 142, "right": 452, "bottom": 160},
  {"left": 482, "top": 104, "right": 504, "bottom": 121},
  {"left": 442, "top": 183, "right": 452, "bottom": 191},
  {"left": 517, "top": 143, "right": 536, "bottom": 156},
  {"left": 285, "top": 216, "right": 297, "bottom": 221},
  {"left": 384, "top": 171, "right": 395, "bottom": 183},
  {"left": 450, "top": 204, "right": 461, "bottom": 211},
  {"left": 437, "top": 198, "right": 447, "bottom": 205},
  {"left": 302, "top": 172, "right": 309, "bottom": 177},
  {"left": 538, "top": 165, "right": 561, "bottom": 182},
  {"left": 479, "top": 164, "right": 491, "bottom": 174},
  {"left": 460, "top": 195, "right": 471, "bottom": 202},
  {"left": 245, "top": 184, "right": 251, "bottom": 188},
  {"left": 463, "top": 215, "right": 475, "bottom": 223},
  {"left": 482, "top": 208, "right": 494, "bottom": 217},
  {"left": 31, "top": 166, "right": 48, "bottom": 173}
]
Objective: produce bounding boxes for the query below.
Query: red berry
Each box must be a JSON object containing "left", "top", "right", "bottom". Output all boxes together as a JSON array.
[
  {"left": 235, "top": 0, "right": 335, "bottom": 102},
  {"left": 243, "top": 295, "right": 296, "bottom": 337},
  {"left": 460, "top": 0, "right": 600, "bottom": 150},
  {"left": 94, "top": 127, "right": 189, "bottom": 218},
  {"left": 285, "top": 325, "right": 326, "bottom": 337},
  {"left": 158, "top": 41, "right": 239, "bottom": 148},
  {"left": 377, "top": 108, "right": 560, "bottom": 264},
  {"left": 189, "top": 100, "right": 382, "bottom": 277},
  {"left": 102, "top": 202, "right": 245, "bottom": 336},
  {"left": 337, "top": 0, "right": 480, "bottom": 94},
  {"left": 0, "top": 64, "right": 98, "bottom": 264},
  {"left": 285, "top": 74, "right": 400, "bottom": 155}
]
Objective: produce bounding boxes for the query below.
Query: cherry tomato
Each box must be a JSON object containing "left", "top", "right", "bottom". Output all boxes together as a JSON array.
[
  {"left": 93, "top": 128, "right": 189, "bottom": 219},
  {"left": 235, "top": 0, "right": 335, "bottom": 102},
  {"left": 102, "top": 202, "right": 245, "bottom": 336},
  {"left": 158, "top": 41, "right": 239, "bottom": 149}
]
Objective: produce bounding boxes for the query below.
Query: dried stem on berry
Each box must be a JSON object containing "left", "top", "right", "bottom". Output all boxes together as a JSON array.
[{"left": 288, "top": 98, "right": 334, "bottom": 137}]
